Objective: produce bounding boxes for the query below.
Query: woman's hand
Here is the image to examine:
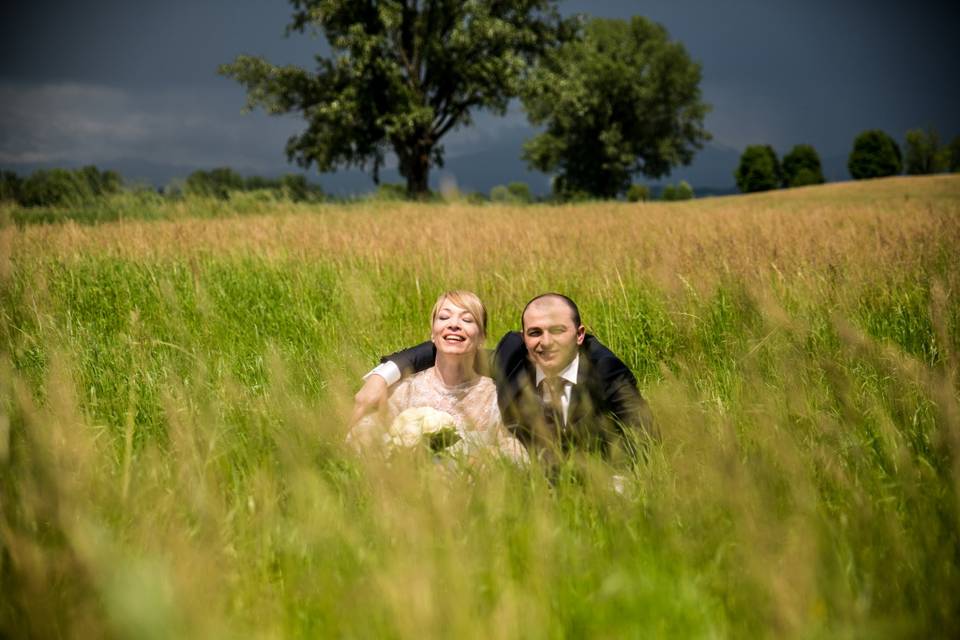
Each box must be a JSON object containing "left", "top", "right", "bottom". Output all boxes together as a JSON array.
[{"left": 351, "top": 374, "right": 388, "bottom": 425}]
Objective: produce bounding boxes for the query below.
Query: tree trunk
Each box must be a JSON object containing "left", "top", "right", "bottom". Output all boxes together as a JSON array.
[
  {"left": 404, "top": 146, "right": 431, "bottom": 199},
  {"left": 396, "top": 133, "right": 433, "bottom": 199}
]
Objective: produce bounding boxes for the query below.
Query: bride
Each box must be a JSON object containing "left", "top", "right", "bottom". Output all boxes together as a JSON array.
[{"left": 348, "top": 290, "right": 527, "bottom": 463}]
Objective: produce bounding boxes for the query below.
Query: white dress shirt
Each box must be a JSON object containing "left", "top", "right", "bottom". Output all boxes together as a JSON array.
[
  {"left": 366, "top": 360, "right": 403, "bottom": 386},
  {"left": 534, "top": 354, "right": 579, "bottom": 425}
]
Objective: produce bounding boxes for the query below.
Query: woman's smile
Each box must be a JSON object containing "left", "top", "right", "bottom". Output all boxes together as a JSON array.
[{"left": 432, "top": 301, "right": 481, "bottom": 356}]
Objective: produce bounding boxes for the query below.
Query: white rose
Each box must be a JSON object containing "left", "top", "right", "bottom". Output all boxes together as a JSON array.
[{"left": 387, "top": 407, "right": 458, "bottom": 449}]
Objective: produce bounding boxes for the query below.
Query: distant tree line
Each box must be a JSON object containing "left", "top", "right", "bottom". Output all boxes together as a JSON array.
[
  {"left": 3, "top": 164, "right": 705, "bottom": 210},
  {"left": 6, "top": 126, "right": 955, "bottom": 209},
  {"left": 735, "top": 128, "right": 960, "bottom": 193},
  {"left": 1, "top": 166, "right": 122, "bottom": 207},
  {"left": 0, "top": 166, "right": 324, "bottom": 208},
  {"left": 181, "top": 168, "right": 323, "bottom": 202},
  {"left": 483, "top": 179, "right": 692, "bottom": 203},
  {"left": 364, "top": 178, "right": 690, "bottom": 204}
]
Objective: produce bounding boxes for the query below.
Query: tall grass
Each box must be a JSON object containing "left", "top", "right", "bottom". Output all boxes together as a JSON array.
[{"left": 2, "top": 175, "right": 959, "bottom": 637}]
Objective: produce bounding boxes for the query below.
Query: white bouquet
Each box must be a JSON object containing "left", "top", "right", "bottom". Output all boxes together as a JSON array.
[{"left": 386, "top": 407, "right": 462, "bottom": 452}]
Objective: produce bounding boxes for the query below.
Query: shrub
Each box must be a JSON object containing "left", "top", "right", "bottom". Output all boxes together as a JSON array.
[
  {"left": 848, "top": 130, "right": 901, "bottom": 179},
  {"left": 185, "top": 168, "right": 245, "bottom": 199},
  {"left": 230, "top": 189, "right": 281, "bottom": 207},
  {"left": 465, "top": 191, "right": 487, "bottom": 204},
  {"left": 14, "top": 166, "right": 123, "bottom": 207},
  {"left": 79, "top": 165, "right": 122, "bottom": 196},
  {"left": 163, "top": 178, "right": 187, "bottom": 199},
  {"left": 280, "top": 174, "right": 324, "bottom": 202},
  {"left": 489, "top": 185, "right": 511, "bottom": 203},
  {"left": 904, "top": 128, "right": 948, "bottom": 175},
  {"left": 375, "top": 183, "right": 409, "bottom": 201},
  {"left": 735, "top": 145, "right": 781, "bottom": 193},
  {"left": 626, "top": 184, "right": 649, "bottom": 202},
  {"left": 244, "top": 175, "right": 279, "bottom": 191},
  {"left": 21, "top": 169, "right": 93, "bottom": 207},
  {"left": 1, "top": 170, "right": 23, "bottom": 203},
  {"left": 490, "top": 182, "right": 533, "bottom": 204},
  {"left": 660, "top": 184, "right": 678, "bottom": 201},
  {"left": 676, "top": 180, "right": 694, "bottom": 200},
  {"left": 562, "top": 190, "right": 593, "bottom": 203},
  {"left": 782, "top": 144, "right": 824, "bottom": 187},
  {"left": 506, "top": 181, "right": 533, "bottom": 203},
  {"left": 790, "top": 168, "right": 821, "bottom": 187},
  {"left": 949, "top": 135, "right": 960, "bottom": 173}
]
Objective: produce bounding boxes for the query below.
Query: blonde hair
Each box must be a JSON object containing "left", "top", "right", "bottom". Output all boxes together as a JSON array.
[{"left": 430, "top": 290, "right": 488, "bottom": 340}]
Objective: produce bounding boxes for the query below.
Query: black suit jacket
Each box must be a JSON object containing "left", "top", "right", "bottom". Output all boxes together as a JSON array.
[{"left": 382, "top": 332, "right": 657, "bottom": 462}]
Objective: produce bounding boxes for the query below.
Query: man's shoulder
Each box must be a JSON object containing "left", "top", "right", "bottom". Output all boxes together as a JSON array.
[
  {"left": 581, "top": 334, "right": 616, "bottom": 360},
  {"left": 494, "top": 331, "right": 526, "bottom": 372},
  {"left": 495, "top": 330, "right": 523, "bottom": 350},
  {"left": 580, "top": 337, "right": 637, "bottom": 385}
]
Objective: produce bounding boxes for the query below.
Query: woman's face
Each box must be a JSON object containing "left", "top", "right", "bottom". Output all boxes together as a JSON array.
[{"left": 431, "top": 298, "right": 482, "bottom": 357}]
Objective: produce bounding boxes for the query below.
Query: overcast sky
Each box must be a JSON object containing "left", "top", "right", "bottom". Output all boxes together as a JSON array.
[{"left": 2, "top": 0, "right": 958, "bottom": 193}]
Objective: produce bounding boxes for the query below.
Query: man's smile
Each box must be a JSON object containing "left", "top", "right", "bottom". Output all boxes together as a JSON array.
[{"left": 522, "top": 296, "right": 586, "bottom": 376}]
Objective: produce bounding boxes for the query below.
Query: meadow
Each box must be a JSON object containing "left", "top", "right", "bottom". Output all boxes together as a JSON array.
[{"left": 2, "top": 174, "right": 959, "bottom": 638}]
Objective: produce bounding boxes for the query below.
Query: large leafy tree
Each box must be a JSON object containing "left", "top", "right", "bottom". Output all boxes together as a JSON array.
[
  {"left": 950, "top": 135, "right": 960, "bottom": 173},
  {"left": 781, "top": 144, "right": 824, "bottom": 187},
  {"left": 734, "top": 145, "right": 781, "bottom": 193},
  {"left": 219, "top": 0, "right": 570, "bottom": 197},
  {"left": 904, "top": 128, "right": 948, "bottom": 175},
  {"left": 848, "top": 130, "right": 901, "bottom": 180},
  {"left": 521, "top": 17, "right": 710, "bottom": 199}
]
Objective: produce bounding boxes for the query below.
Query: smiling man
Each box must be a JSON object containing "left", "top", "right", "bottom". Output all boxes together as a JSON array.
[{"left": 354, "top": 293, "right": 657, "bottom": 464}]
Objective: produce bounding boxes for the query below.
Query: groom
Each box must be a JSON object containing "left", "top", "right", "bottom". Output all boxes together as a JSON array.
[{"left": 354, "top": 293, "right": 657, "bottom": 463}]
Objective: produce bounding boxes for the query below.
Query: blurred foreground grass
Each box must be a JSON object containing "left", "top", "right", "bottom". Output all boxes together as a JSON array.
[{"left": 2, "top": 175, "right": 960, "bottom": 638}]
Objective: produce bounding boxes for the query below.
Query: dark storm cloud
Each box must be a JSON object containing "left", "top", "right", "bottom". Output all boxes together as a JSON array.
[
  {"left": 2, "top": 0, "right": 958, "bottom": 190},
  {"left": 1, "top": 0, "right": 318, "bottom": 87},
  {"left": 0, "top": 82, "right": 302, "bottom": 170},
  {"left": 575, "top": 0, "right": 960, "bottom": 153},
  {"left": 1, "top": 0, "right": 317, "bottom": 181}
]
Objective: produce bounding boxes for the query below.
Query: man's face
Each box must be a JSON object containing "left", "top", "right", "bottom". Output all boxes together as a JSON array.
[{"left": 522, "top": 298, "right": 585, "bottom": 376}]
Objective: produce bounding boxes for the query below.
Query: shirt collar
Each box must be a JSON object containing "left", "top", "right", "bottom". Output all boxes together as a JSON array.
[{"left": 535, "top": 353, "right": 580, "bottom": 388}]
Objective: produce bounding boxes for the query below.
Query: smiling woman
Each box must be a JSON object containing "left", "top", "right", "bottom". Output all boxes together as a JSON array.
[
  {"left": 430, "top": 289, "right": 487, "bottom": 380},
  {"left": 348, "top": 290, "right": 527, "bottom": 463}
]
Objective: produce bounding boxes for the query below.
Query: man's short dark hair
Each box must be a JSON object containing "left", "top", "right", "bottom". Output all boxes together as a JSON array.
[{"left": 521, "top": 293, "right": 582, "bottom": 329}]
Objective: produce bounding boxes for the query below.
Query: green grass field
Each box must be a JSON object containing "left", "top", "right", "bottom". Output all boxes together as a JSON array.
[{"left": 2, "top": 175, "right": 959, "bottom": 638}]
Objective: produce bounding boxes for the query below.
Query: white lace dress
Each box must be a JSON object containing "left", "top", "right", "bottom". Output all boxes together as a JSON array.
[{"left": 350, "top": 367, "right": 528, "bottom": 463}]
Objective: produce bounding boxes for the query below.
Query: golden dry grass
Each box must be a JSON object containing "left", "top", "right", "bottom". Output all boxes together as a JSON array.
[{"left": 7, "top": 175, "right": 957, "bottom": 287}]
